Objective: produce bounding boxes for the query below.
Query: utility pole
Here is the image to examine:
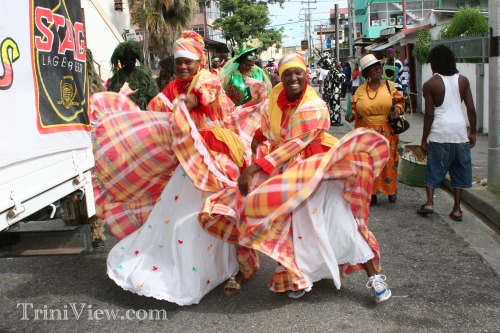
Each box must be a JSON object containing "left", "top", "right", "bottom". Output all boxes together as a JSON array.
[
  {"left": 352, "top": 0, "right": 357, "bottom": 40},
  {"left": 302, "top": 0, "right": 316, "bottom": 66},
  {"left": 320, "top": 24, "right": 323, "bottom": 54},
  {"left": 489, "top": 0, "right": 500, "bottom": 193},
  {"left": 403, "top": 0, "right": 407, "bottom": 29},
  {"left": 348, "top": 0, "right": 353, "bottom": 58},
  {"left": 335, "top": 4, "right": 339, "bottom": 61}
]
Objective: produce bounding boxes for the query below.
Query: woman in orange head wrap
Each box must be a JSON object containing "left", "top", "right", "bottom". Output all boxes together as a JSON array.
[{"left": 107, "top": 31, "right": 266, "bottom": 305}]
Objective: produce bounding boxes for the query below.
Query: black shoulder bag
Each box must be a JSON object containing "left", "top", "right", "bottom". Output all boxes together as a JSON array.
[{"left": 386, "top": 80, "right": 410, "bottom": 134}]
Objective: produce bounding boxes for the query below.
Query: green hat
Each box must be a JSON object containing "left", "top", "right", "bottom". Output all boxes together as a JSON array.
[{"left": 233, "top": 44, "right": 258, "bottom": 63}]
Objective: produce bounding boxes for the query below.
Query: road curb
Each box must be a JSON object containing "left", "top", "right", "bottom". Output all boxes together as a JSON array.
[{"left": 443, "top": 178, "right": 500, "bottom": 229}]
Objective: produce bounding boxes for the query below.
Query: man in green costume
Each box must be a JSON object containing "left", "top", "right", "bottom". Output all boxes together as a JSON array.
[{"left": 107, "top": 40, "right": 159, "bottom": 109}]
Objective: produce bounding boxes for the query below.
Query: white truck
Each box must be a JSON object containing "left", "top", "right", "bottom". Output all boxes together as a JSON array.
[{"left": 0, "top": 0, "right": 96, "bottom": 255}]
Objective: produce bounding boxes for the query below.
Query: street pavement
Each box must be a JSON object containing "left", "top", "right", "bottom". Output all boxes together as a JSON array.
[{"left": 0, "top": 90, "right": 499, "bottom": 333}]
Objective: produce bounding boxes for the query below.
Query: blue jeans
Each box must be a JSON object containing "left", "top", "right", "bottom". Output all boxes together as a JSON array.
[{"left": 424, "top": 141, "right": 472, "bottom": 189}]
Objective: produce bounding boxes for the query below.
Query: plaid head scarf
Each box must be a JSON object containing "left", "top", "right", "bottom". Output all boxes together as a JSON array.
[{"left": 173, "top": 30, "right": 206, "bottom": 69}]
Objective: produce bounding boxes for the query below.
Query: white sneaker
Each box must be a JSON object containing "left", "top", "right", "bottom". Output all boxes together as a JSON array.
[
  {"left": 366, "top": 274, "right": 392, "bottom": 303},
  {"left": 287, "top": 289, "right": 306, "bottom": 299}
]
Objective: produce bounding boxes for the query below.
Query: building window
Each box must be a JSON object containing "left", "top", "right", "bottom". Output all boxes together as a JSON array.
[
  {"left": 193, "top": 27, "right": 205, "bottom": 37},
  {"left": 114, "top": 0, "right": 124, "bottom": 11},
  {"left": 369, "top": 0, "right": 438, "bottom": 26}
]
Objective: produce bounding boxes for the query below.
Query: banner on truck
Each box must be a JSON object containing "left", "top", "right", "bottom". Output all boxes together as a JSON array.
[{"left": 0, "top": 0, "right": 91, "bottom": 168}]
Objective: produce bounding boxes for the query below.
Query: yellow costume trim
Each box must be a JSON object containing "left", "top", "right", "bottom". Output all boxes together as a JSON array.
[
  {"left": 210, "top": 127, "right": 245, "bottom": 167},
  {"left": 322, "top": 132, "right": 339, "bottom": 147},
  {"left": 268, "top": 83, "right": 320, "bottom": 141},
  {"left": 188, "top": 69, "right": 244, "bottom": 168},
  {"left": 187, "top": 69, "right": 208, "bottom": 94}
]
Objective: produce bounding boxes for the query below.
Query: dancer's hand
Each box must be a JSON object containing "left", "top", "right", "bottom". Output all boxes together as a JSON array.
[
  {"left": 184, "top": 94, "right": 199, "bottom": 111},
  {"left": 237, "top": 164, "right": 261, "bottom": 196},
  {"left": 251, "top": 137, "right": 260, "bottom": 155}
]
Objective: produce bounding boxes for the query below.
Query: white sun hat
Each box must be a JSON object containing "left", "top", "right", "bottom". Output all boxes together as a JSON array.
[{"left": 360, "top": 54, "right": 381, "bottom": 71}]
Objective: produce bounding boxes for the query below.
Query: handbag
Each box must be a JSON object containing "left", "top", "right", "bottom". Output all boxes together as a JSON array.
[{"left": 386, "top": 80, "right": 410, "bottom": 134}]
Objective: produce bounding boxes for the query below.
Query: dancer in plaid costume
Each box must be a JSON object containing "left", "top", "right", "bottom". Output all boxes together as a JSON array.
[
  {"left": 105, "top": 32, "right": 265, "bottom": 305},
  {"left": 237, "top": 52, "right": 393, "bottom": 302}
]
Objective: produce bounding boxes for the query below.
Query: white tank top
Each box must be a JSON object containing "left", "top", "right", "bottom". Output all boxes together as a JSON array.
[{"left": 428, "top": 73, "right": 469, "bottom": 143}]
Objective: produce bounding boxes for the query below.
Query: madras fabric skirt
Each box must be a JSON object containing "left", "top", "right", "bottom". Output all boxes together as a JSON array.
[{"left": 356, "top": 122, "right": 399, "bottom": 196}]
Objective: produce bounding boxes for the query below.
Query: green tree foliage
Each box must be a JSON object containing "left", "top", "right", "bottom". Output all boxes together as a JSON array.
[
  {"left": 214, "top": 0, "right": 285, "bottom": 51},
  {"left": 129, "top": 0, "right": 198, "bottom": 61},
  {"left": 413, "top": 29, "right": 432, "bottom": 63},
  {"left": 440, "top": 7, "right": 488, "bottom": 39}
]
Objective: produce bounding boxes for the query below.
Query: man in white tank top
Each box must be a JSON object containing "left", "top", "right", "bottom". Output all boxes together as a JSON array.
[{"left": 416, "top": 45, "right": 477, "bottom": 222}]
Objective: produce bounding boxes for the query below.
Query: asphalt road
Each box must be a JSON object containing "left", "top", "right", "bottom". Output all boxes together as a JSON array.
[
  {"left": 1, "top": 96, "right": 499, "bottom": 333},
  {"left": 1, "top": 181, "right": 499, "bottom": 333}
]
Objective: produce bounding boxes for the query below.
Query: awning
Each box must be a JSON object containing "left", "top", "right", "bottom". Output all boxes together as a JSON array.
[
  {"left": 353, "top": 37, "right": 377, "bottom": 47},
  {"left": 388, "top": 24, "right": 432, "bottom": 44},
  {"left": 365, "top": 42, "right": 383, "bottom": 51},
  {"left": 364, "top": 43, "right": 380, "bottom": 51},
  {"left": 204, "top": 38, "right": 230, "bottom": 53},
  {"left": 371, "top": 40, "right": 397, "bottom": 51},
  {"left": 365, "top": 39, "right": 399, "bottom": 52}
]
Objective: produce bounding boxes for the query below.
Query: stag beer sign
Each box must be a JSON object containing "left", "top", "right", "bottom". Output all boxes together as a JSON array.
[{"left": 33, "top": 0, "right": 89, "bottom": 133}]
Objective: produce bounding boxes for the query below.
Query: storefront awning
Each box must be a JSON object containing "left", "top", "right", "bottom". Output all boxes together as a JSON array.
[
  {"left": 364, "top": 38, "right": 400, "bottom": 52},
  {"left": 353, "top": 37, "right": 377, "bottom": 47},
  {"left": 204, "top": 38, "right": 230, "bottom": 53},
  {"left": 388, "top": 24, "right": 432, "bottom": 44},
  {"left": 370, "top": 40, "right": 398, "bottom": 51}
]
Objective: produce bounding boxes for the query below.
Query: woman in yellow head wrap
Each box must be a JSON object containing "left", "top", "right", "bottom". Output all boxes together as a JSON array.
[{"left": 237, "top": 52, "right": 393, "bottom": 303}]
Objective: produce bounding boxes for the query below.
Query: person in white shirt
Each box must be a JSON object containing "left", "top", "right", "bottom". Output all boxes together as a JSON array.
[
  {"left": 318, "top": 64, "right": 330, "bottom": 95},
  {"left": 400, "top": 58, "right": 410, "bottom": 94},
  {"left": 417, "top": 45, "right": 477, "bottom": 222}
]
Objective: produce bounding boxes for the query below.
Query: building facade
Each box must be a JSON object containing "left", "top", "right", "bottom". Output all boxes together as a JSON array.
[{"left": 82, "top": 0, "right": 132, "bottom": 79}]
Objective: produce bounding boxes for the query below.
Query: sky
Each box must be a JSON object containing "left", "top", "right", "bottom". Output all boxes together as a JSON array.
[{"left": 267, "top": 0, "right": 348, "bottom": 47}]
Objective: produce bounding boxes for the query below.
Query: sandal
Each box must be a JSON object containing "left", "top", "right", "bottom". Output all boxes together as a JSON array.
[
  {"left": 224, "top": 276, "right": 241, "bottom": 295},
  {"left": 449, "top": 211, "right": 463, "bottom": 222},
  {"left": 416, "top": 204, "right": 434, "bottom": 215},
  {"left": 287, "top": 289, "right": 306, "bottom": 299}
]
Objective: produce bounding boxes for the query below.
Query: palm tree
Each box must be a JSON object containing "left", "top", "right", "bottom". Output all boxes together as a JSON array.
[
  {"left": 129, "top": 0, "right": 162, "bottom": 67},
  {"left": 129, "top": 0, "right": 199, "bottom": 65}
]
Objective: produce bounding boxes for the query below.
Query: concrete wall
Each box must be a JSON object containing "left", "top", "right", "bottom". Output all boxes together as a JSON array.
[{"left": 421, "top": 63, "right": 489, "bottom": 134}]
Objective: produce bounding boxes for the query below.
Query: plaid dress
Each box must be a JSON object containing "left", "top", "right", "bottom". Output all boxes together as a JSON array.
[
  {"left": 238, "top": 83, "right": 390, "bottom": 293},
  {"left": 96, "top": 70, "right": 266, "bottom": 304}
]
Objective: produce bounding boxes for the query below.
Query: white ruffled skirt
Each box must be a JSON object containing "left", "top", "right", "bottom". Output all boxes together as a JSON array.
[
  {"left": 107, "top": 165, "right": 239, "bottom": 305},
  {"left": 292, "top": 180, "right": 374, "bottom": 290}
]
